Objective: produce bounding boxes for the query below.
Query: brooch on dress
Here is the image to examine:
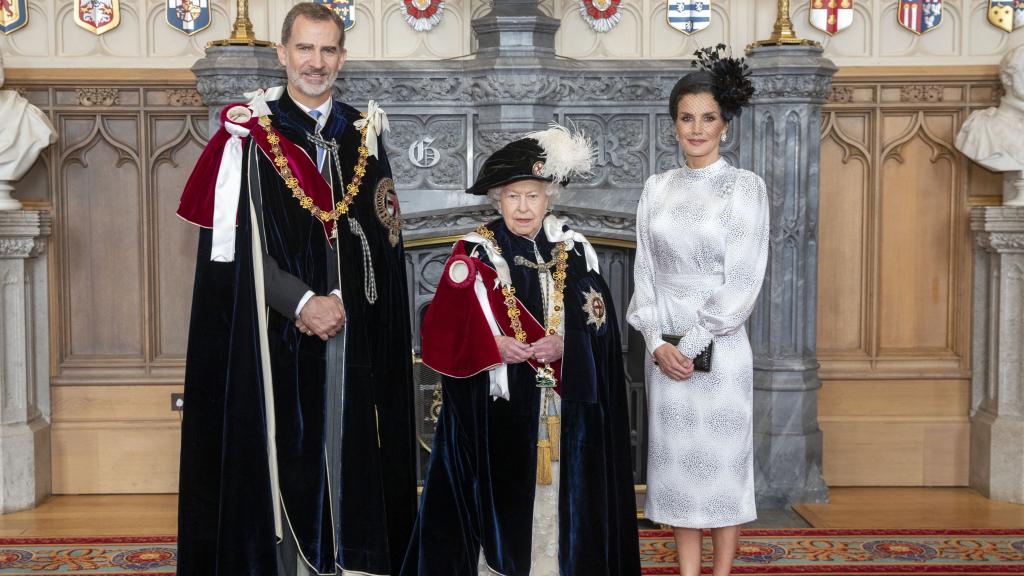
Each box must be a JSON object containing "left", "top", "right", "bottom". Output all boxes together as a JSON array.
[{"left": 582, "top": 286, "right": 606, "bottom": 329}]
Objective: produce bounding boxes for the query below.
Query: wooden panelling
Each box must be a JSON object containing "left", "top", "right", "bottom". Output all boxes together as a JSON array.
[
  {"left": 817, "top": 72, "right": 999, "bottom": 486},
  {"left": 51, "top": 385, "right": 182, "bottom": 494},
  {"left": 6, "top": 80, "right": 205, "bottom": 495}
]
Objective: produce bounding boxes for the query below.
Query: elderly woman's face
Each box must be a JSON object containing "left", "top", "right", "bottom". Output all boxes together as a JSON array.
[{"left": 499, "top": 179, "right": 549, "bottom": 238}]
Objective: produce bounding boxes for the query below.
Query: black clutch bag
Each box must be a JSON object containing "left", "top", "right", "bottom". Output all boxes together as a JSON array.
[{"left": 661, "top": 334, "right": 713, "bottom": 372}]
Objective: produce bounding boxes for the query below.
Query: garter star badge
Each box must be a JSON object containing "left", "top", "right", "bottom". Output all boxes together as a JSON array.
[
  {"left": 315, "top": 0, "right": 354, "bottom": 30},
  {"left": 166, "top": 0, "right": 210, "bottom": 35},
  {"left": 75, "top": 0, "right": 120, "bottom": 34},
  {"left": 578, "top": 0, "right": 622, "bottom": 33},
  {"left": 583, "top": 287, "right": 606, "bottom": 330},
  {"left": 897, "top": 0, "right": 942, "bottom": 34},
  {"left": 809, "top": 0, "right": 853, "bottom": 35},
  {"left": 667, "top": 0, "right": 711, "bottom": 35},
  {"left": 0, "top": 0, "right": 28, "bottom": 35},
  {"left": 401, "top": 0, "right": 444, "bottom": 31}
]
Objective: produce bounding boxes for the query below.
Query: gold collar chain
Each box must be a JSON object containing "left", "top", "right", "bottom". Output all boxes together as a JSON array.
[
  {"left": 258, "top": 114, "right": 370, "bottom": 222},
  {"left": 475, "top": 225, "right": 568, "bottom": 388}
]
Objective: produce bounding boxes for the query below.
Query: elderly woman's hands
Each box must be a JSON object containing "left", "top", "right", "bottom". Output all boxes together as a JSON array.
[
  {"left": 495, "top": 335, "right": 565, "bottom": 364},
  {"left": 653, "top": 343, "right": 694, "bottom": 380},
  {"left": 530, "top": 335, "right": 563, "bottom": 364},
  {"left": 496, "top": 336, "right": 532, "bottom": 364}
]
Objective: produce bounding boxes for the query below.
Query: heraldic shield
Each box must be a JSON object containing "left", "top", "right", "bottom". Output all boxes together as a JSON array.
[
  {"left": 74, "top": 0, "right": 120, "bottom": 34},
  {"left": 667, "top": 0, "right": 711, "bottom": 34},
  {"left": 988, "top": 0, "right": 1023, "bottom": 31},
  {"left": 0, "top": 0, "right": 28, "bottom": 34},
  {"left": 897, "top": 0, "right": 942, "bottom": 34},
  {"left": 810, "top": 0, "right": 853, "bottom": 35},
  {"left": 166, "top": 0, "right": 210, "bottom": 35},
  {"left": 315, "top": 0, "right": 354, "bottom": 30}
]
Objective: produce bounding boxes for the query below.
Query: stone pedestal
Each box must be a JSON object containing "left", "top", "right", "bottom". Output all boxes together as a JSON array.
[
  {"left": 971, "top": 206, "right": 1024, "bottom": 504},
  {"left": 192, "top": 45, "right": 284, "bottom": 133},
  {"left": 742, "top": 45, "right": 836, "bottom": 508},
  {"left": 0, "top": 210, "right": 51, "bottom": 512}
]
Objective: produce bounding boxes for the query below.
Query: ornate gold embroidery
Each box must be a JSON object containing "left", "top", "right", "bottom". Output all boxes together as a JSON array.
[
  {"left": 374, "top": 177, "right": 403, "bottom": 247},
  {"left": 257, "top": 114, "right": 370, "bottom": 223}
]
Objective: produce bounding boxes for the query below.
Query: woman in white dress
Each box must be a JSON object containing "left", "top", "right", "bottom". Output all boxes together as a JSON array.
[{"left": 627, "top": 46, "right": 768, "bottom": 576}]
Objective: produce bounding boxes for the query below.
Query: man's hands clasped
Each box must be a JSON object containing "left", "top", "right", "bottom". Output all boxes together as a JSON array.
[{"left": 296, "top": 295, "right": 346, "bottom": 341}]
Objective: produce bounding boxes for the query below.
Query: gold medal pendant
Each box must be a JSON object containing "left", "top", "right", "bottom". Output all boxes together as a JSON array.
[{"left": 535, "top": 365, "right": 557, "bottom": 388}]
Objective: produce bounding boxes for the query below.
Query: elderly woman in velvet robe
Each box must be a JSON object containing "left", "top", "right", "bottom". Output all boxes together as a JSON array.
[{"left": 400, "top": 127, "right": 641, "bottom": 576}]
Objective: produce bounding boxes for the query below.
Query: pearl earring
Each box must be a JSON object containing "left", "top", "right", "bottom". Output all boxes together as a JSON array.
[{"left": 720, "top": 132, "right": 728, "bottom": 142}]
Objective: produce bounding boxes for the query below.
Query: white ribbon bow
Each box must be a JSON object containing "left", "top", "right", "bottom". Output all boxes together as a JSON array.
[
  {"left": 243, "top": 86, "right": 285, "bottom": 118},
  {"left": 353, "top": 99, "right": 390, "bottom": 160},
  {"left": 544, "top": 215, "right": 600, "bottom": 274},
  {"left": 210, "top": 106, "right": 254, "bottom": 262}
]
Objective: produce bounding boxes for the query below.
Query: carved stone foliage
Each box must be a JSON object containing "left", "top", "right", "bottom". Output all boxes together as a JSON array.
[
  {"left": 404, "top": 208, "right": 495, "bottom": 234},
  {"left": 471, "top": 75, "right": 561, "bottom": 102},
  {"left": 332, "top": 73, "right": 673, "bottom": 106},
  {"left": 75, "top": 88, "right": 119, "bottom": 107},
  {"left": 564, "top": 114, "right": 649, "bottom": 187},
  {"left": 338, "top": 77, "right": 470, "bottom": 105},
  {"left": 751, "top": 74, "right": 833, "bottom": 102},
  {"left": 0, "top": 238, "right": 43, "bottom": 258},
  {"left": 195, "top": 75, "right": 283, "bottom": 106},
  {"left": 555, "top": 76, "right": 668, "bottom": 102},
  {"left": 656, "top": 115, "right": 681, "bottom": 174},
  {"left": 167, "top": 89, "right": 203, "bottom": 107},
  {"left": 385, "top": 115, "right": 467, "bottom": 190},
  {"left": 977, "top": 232, "right": 1024, "bottom": 251},
  {"left": 900, "top": 85, "right": 944, "bottom": 103},
  {"left": 473, "top": 130, "right": 525, "bottom": 176},
  {"left": 829, "top": 86, "right": 854, "bottom": 103}
]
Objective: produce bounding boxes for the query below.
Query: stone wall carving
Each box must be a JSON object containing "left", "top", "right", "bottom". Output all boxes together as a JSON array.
[{"left": 385, "top": 115, "right": 468, "bottom": 190}]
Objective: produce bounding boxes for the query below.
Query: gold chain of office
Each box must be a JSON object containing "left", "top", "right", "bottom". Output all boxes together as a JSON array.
[
  {"left": 474, "top": 226, "right": 568, "bottom": 343},
  {"left": 258, "top": 114, "right": 369, "bottom": 222}
]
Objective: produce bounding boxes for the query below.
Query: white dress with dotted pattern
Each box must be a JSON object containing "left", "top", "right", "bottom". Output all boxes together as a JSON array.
[{"left": 627, "top": 158, "right": 769, "bottom": 529}]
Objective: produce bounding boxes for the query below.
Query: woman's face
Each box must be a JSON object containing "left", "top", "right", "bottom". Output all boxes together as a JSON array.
[
  {"left": 674, "top": 92, "right": 728, "bottom": 167},
  {"left": 499, "top": 179, "right": 550, "bottom": 239}
]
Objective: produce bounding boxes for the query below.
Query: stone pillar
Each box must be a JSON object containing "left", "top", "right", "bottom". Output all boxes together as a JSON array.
[
  {"left": 0, "top": 210, "right": 51, "bottom": 512},
  {"left": 741, "top": 45, "right": 836, "bottom": 508},
  {"left": 192, "top": 45, "right": 283, "bottom": 133},
  {"left": 971, "top": 206, "right": 1024, "bottom": 504},
  {"left": 468, "top": 0, "right": 563, "bottom": 165}
]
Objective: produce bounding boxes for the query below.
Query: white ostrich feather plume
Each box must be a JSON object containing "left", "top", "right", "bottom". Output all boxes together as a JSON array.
[{"left": 526, "top": 123, "right": 594, "bottom": 183}]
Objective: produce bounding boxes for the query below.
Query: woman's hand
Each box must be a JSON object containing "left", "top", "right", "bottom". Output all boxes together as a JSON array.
[
  {"left": 496, "top": 336, "right": 532, "bottom": 364},
  {"left": 530, "top": 335, "right": 564, "bottom": 364},
  {"left": 653, "top": 343, "right": 694, "bottom": 380}
]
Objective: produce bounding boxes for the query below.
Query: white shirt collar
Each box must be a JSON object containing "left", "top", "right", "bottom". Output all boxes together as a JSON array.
[{"left": 292, "top": 97, "right": 332, "bottom": 131}]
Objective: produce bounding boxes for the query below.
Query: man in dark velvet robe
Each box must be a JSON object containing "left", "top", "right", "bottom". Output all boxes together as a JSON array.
[
  {"left": 402, "top": 132, "right": 641, "bottom": 575},
  {"left": 175, "top": 4, "right": 416, "bottom": 575}
]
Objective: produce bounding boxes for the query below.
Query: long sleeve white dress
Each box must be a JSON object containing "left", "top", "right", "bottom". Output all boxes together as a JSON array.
[{"left": 627, "top": 157, "right": 769, "bottom": 529}]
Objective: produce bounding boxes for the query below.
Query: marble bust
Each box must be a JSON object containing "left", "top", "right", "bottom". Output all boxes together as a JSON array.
[
  {"left": 0, "top": 54, "right": 58, "bottom": 210},
  {"left": 956, "top": 45, "right": 1024, "bottom": 205}
]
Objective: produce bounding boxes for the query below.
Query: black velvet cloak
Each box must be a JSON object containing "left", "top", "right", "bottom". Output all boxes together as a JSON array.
[
  {"left": 177, "top": 91, "right": 417, "bottom": 576},
  {"left": 401, "top": 219, "right": 641, "bottom": 576}
]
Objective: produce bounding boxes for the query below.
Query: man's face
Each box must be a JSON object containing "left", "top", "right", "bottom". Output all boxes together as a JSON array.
[{"left": 277, "top": 15, "right": 346, "bottom": 105}]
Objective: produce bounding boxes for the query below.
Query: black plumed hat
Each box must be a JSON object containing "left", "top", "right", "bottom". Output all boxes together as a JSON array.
[{"left": 467, "top": 124, "right": 594, "bottom": 195}]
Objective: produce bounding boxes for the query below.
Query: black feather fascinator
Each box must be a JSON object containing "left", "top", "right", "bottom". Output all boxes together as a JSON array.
[{"left": 691, "top": 43, "right": 754, "bottom": 120}]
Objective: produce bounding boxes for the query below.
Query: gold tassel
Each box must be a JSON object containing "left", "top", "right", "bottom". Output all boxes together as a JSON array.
[
  {"left": 546, "top": 414, "right": 560, "bottom": 462},
  {"left": 536, "top": 439, "right": 553, "bottom": 485}
]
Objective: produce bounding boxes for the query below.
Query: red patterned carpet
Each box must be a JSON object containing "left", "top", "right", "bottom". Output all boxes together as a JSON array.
[
  {"left": 640, "top": 529, "right": 1024, "bottom": 574},
  {"left": 0, "top": 530, "right": 1022, "bottom": 574}
]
